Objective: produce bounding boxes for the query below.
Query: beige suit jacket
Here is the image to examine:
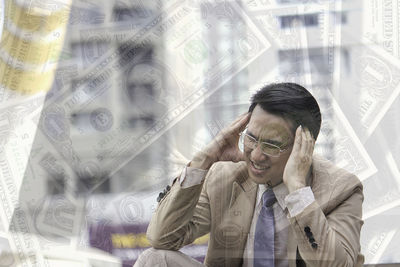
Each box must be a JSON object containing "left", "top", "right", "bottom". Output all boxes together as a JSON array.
[{"left": 147, "top": 156, "right": 364, "bottom": 267}]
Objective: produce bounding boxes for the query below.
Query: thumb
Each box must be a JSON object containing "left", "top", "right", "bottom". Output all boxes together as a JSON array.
[{"left": 233, "top": 149, "right": 245, "bottom": 162}]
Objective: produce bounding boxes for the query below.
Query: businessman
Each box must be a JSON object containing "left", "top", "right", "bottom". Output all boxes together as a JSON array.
[{"left": 135, "top": 82, "right": 364, "bottom": 267}]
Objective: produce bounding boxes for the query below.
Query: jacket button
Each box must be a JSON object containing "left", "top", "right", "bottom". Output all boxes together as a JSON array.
[
  {"left": 306, "top": 231, "right": 313, "bottom": 238},
  {"left": 157, "top": 192, "right": 165, "bottom": 202},
  {"left": 166, "top": 185, "right": 171, "bottom": 191},
  {"left": 304, "top": 226, "right": 311, "bottom": 233},
  {"left": 311, "top": 242, "right": 318, "bottom": 249},
  {"left": 309, "top": 237, "right": 315, "bottom": 243}
]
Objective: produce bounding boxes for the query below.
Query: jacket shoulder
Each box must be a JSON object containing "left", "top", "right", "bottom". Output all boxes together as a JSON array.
[
  {"left": 206, "top": 161, "right": 248, "bottom": 184},
  {"left": 311, "top": 155, "right": 363, "bottom": 213},
  {"left": 204, "top": 161, "right": 248, "bottom": 198}
]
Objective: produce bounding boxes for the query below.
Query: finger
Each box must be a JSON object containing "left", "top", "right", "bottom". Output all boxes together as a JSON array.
[
  {"left": 303, "top": 128, "right": 315, "bottom": 165},
  {"left": 236, "top": 112, "right": 250, "bottom": 125},
  {"left": 234, "top": 149, "right": 245, "bottom": 162},
  {"left": 236, "top": 113, "right": 250, "bottom": 131},
  {"left": 231, "top": 112, "right": 250, "bottom": 133},
  {"left": 218, "top": 113, "right": 248, "bottom": 138},
  {"left": 231, "top": 112, "right": 249, "bottom": 125},
  {"left": 292, "top": 125, "right": 302, "bottom": 153},
  {"left": 300, "top": 126, "right": 307, "bottom": 156},
  {"left": 306, "top": 128, "right": 315, "bottom": 155},
  {"left": 218, "top": 114, "right": 249, "bottom": 147}
]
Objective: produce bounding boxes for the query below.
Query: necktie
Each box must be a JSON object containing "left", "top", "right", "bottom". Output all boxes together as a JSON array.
[{"left": 254, "top": 189, "right": 277, "bottom": 267}]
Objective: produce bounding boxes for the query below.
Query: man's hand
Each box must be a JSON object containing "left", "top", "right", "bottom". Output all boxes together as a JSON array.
[
  {"left": 190, "top": 113, "right": 250, "bottom": 170},
  {"left": 283, "top": 126, "right": 315, "bottom": 193}
]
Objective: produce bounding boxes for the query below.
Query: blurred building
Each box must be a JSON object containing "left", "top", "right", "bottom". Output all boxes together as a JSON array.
[
  {"left": 40, "top": 0, "right": 256, "bottom": 198},
  {"left": 44, "top": 0, "right": 169, "bottom": 197}
]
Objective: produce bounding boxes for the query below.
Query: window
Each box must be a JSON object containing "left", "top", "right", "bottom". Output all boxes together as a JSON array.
[
  {"left": 76, "top": 163, "right": 110, "bottom": 194},
  {"left": 332, "top": 11, "right": 347, "bottom": 24},
  {"left": 69, "top": 6, "right": 105, "bottom": 25},
  {"left": 47, "top": 174, "right": 65, "bottom": 195},
  {"left": 279, "top": 14, "right": 319, "bottom": 28},
  {"left": 71, "top": 41, "right": 110, "bottom": 68},
  {"left": 278, "top": 47, "right": 331, "bottom": 76},
  {"left": 278, "top": 49, "right": 306, "bottom": 76},
  {"left": 118, "top": 44, "right": 165, "bottom": 129},
  {"left": 113, "top": 6, "right": 153, "bottom": 21}
]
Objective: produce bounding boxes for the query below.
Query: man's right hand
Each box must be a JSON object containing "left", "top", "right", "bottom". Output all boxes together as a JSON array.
[{"left": 189, "top": 113, "right": 250, "bottom": 170}]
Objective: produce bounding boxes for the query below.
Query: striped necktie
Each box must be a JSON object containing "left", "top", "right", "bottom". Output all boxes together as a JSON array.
[{"left": 254, "top": 189, "right": 277, "bottom": 267}]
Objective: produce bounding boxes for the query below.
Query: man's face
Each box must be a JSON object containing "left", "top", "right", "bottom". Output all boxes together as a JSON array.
[{"left": 244, "top": 105, "right": 295, "bottom": 186}]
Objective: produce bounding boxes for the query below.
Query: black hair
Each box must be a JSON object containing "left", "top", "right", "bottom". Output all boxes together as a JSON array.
[{"left": 248, "top": 82, "right": 321, "bottom": 139}]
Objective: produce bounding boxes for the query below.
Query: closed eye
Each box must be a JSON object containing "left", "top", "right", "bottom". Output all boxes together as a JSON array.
[
  {"left": 261, "top": 142, "right": 280, "bottom": 150},
  {"left": 246, "top": 130, "right": 284, "bottom": 148}
]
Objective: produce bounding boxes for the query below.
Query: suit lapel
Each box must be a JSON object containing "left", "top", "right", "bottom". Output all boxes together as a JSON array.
[{"left": 220, "top": 171, "right": 257, "bottom": 267}]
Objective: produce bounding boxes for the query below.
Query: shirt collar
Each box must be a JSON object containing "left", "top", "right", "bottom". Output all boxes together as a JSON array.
[
  {"left": 273, "top": 182, "right": 290, "bottom": 210},
  {"left": 257, "top": 182, "right": 289, "bottom": 210},
  {"left": 256, "top": 164, "right": 314, "bottom": 210}
]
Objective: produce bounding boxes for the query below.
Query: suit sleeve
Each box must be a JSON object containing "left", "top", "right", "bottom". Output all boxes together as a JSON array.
[
  {"left": 146, "top": 165, "right": 214, "bottom": 250},
  {"left": 288, "top": 176, "right": 364, "bottom": 267}
]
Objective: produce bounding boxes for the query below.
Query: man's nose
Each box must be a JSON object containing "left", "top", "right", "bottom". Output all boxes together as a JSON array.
[{"left": 251, "top": 145, "right": 267, "bottom": 161}]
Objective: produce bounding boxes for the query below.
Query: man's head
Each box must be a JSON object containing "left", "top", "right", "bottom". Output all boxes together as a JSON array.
[{"left": 244, "top": 83, "right": 321, "bottom": 186}]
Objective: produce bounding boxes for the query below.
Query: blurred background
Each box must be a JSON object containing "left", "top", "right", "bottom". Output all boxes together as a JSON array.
[{"left": 1, "top": 0, "right": 400, "bottom": 266}]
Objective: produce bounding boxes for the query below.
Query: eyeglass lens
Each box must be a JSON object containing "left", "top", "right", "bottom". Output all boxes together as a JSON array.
[{"left": 243, "top": 134, "right": 280, "bottom": 156}]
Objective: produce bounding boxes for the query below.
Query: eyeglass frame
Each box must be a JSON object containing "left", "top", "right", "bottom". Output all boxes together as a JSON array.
[{"left": 239, "top": 128, "right": 293, "bottom": 157}]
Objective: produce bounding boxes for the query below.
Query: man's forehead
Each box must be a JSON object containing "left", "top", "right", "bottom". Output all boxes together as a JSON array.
[
  {"left": 248, "top": 122, "right": 292, "bottom": 141},
  {"left": 247, "top": 105, "right": 294, "bottom": 140}
]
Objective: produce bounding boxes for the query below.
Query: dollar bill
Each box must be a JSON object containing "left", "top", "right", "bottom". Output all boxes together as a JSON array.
[
  {"left": 1, "top": 154, "right": 81, "bottom": 266},
  {"left": 47, "top": 62, "right": 81, "bottom": 101},
  {"left": 243, "top": 0, "right": 339, "bottom": 13},
  {"left": 362, "top": 127, "right": 400, "bottom": 220},
  {"left": 0, "top": 97, "right": 47, "bottom": 223},
  {"left": 245, "top": 2, "right": 342, "bottom": 88},
  {"left": 0, "top": 233, "right": 16, "bottom": 266},
  {"left": 0, "top": 111, "right": 85, "bottom": 266},
  {"left": 335, "top": 41, "right": 400, "bottom": 142},
  {"left": 242, "top": 0, "right": 275, "bottom": 12},
  {"left": 327, "top": 0, "right": 400, "bottom": 140},
  {"left": 362, "top": 164, "right": 400, "bottom": 220},
  {"left": 361, "top": 206, "right": 400, "bottom": 263},
  {"left": 314, "top": 87, "right": 377, "bottom": 181},
  {"left": 68, "top": 2, "right": 107, "bottom": 26},
  {"left": 362, "top": 0, "right": 400, "bottom": 59},
  {"left": 247, "top": 4, "right": 305, "bottom": 49},
  {"left": 356, "top": 124, "right": 400, "bottom": 262},
  {"left": 0, "top": 212, "right": 48, "bottom": 266},
  {"left": 375, "top": 93, "right": 400, "bottom": 168}
]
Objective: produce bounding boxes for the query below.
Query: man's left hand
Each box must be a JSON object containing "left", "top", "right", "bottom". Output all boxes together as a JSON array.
[{"left": 283, "top": 126, "right": 315, "bottom": 193}]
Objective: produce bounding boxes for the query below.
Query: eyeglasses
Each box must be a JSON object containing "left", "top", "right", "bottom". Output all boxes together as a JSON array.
[{"left": 239, "top": 128, "right": 292, "bottom": 157}]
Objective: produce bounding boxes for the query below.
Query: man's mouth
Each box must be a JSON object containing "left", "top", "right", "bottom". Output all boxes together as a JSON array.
[{"left": 250, "top": 160, "right": 270, "bottom": 171}]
